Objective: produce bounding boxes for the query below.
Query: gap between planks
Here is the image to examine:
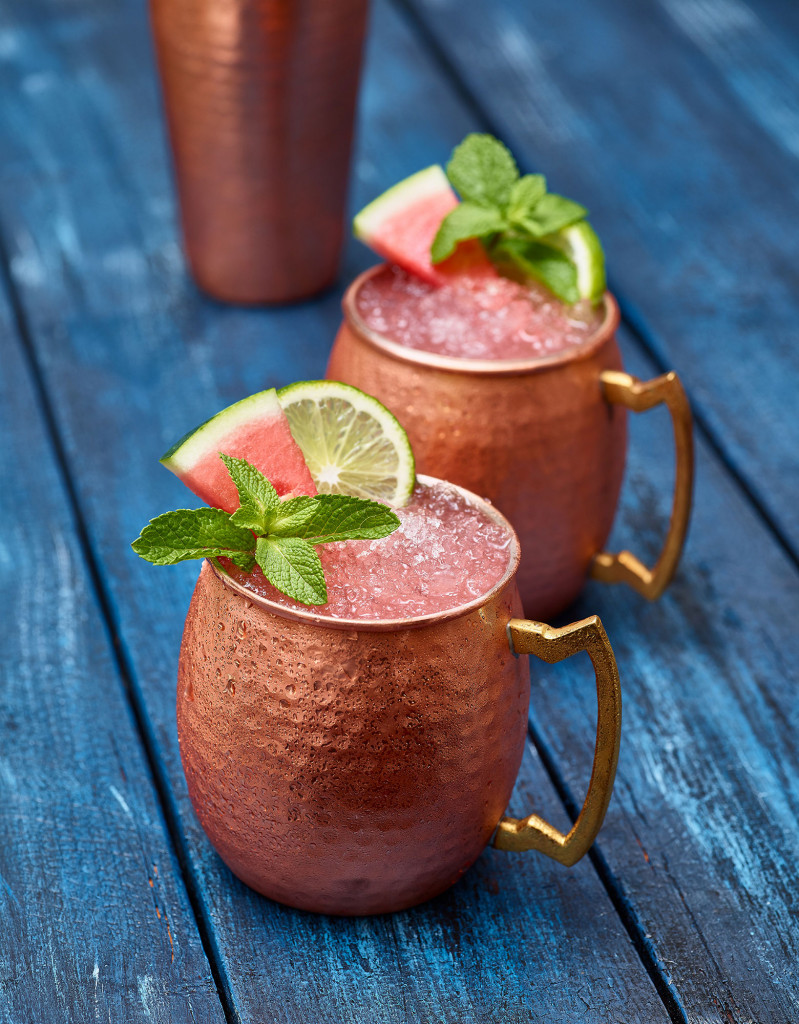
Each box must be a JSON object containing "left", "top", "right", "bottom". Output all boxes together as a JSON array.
[
  {"left": 524, "top": 718, "right": 689, "bottom": 1024},
  {"left": 0, "top": 225, "right": 243, "bottom": 1024}
]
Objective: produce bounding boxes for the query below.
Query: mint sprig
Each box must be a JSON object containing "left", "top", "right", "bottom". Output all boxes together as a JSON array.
[
  {"left": 132, "top": 455, "right": 401, "bottom": 606},
  {"left": 431, "top": 133, "right": 603, "bottom": 304}
]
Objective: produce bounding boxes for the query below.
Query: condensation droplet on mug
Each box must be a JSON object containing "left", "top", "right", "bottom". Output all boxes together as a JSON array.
[{"left": 225, "top": 678, "right": 236, "bottom": 697}]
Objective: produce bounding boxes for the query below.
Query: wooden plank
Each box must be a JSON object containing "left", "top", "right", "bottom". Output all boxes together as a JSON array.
[
  {"left": 173, "top": 740, "right": 672, "bottom": 1024},
  {"left": 546, "top": 327, "right": 799, "bottom": 1023},
  {"left": 656, "top": 0, "right": 799, "bottom": 163},
  {"left": 0, "top": 278, "right": 224, "bottom": 1019},
  {"left": 0, "top": 0, "right": 672, "bottom": 1021},
  {"left": 403, "top": 0, "right": 799, "bottom": 560}
]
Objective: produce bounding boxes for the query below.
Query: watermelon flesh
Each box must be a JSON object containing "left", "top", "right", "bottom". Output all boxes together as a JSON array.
[
  {"left": 161, "top": 389, "right": 317, "bottom": 513},
  {"left": 353, "top": 165, "right": 498, "bottom": 286}
]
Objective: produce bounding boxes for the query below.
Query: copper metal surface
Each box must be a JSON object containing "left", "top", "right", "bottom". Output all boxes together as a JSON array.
[
  {"left": 176, "top": 479, "right": 623, "bottom": 915},
  {"left": 178, "top": 561, "right": 528, "bottom": 916},
  {"left": 149, "top": 0, "right": 368, "bottom": 304},
  {"left": 327, "top": 265, "right": 693, "bottom": 618}
]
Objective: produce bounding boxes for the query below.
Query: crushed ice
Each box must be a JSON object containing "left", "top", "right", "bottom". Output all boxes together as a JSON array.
[
  {"left": 356, "top": 265, "right": 602, "bottom": 360},
  {"left": 243, "top": 481, "right": 512, "bottom": 621}
]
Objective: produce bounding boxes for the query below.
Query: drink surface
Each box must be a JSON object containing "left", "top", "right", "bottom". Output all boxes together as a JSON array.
[
  {"left": 355, "top": 264, "right": 603, "bottom": 361},
  {"left": 237, "top": 481, "right": 513, "bottom": 621}
]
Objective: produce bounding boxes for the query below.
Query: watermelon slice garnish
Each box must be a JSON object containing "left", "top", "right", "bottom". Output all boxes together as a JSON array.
[
  {"left": 354, "top": 165, "right": 497, "bottom": 286},
  {"left": 160, "top": 389, "right": 317, "bottom": 513}
]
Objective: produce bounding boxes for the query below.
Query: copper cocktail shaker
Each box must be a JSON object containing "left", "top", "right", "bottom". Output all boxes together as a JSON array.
[{"left": 150, "top": 0, "right": 369, "bottom": 304}]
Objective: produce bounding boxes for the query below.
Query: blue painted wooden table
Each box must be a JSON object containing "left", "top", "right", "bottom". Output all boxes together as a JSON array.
[{"left": 2, "top": 0, "right": 798, "bottom": 1020}]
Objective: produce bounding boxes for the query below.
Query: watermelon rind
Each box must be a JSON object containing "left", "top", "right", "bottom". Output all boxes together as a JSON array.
[
  {"left": 160, "top": 389, "right": 284, "bottom": 471},
  {"left": 353, "top": 165, "right": 452, "bottom": 242}
]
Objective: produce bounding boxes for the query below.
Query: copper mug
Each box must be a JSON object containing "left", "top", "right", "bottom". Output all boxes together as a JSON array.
[
  {"left": 177, "top": 479, "right": 622, "bottom": 916},
  {"left": 149, "top": 0, "right": 369, "bottom": 303},
  {"left": 327, "top": 266, "right": 694, "bottom": 619}
]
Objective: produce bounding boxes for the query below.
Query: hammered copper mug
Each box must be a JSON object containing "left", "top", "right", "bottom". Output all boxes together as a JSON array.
[
  {"left": 177, "top": 479, "right": 622, "bottom": 916},
  {"left": 149, "top": 0, "right": 369, "bottom": 303},
  {"left": 327, "top": 266, "right": 694, "bottom": 619}
]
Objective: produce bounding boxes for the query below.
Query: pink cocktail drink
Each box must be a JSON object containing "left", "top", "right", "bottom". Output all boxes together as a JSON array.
[
  {"left": 355, "top": 264, "right": 603, "bottom": 361},
  {"left": 226, "top": 479, "right": 513, "bottom": 621}
]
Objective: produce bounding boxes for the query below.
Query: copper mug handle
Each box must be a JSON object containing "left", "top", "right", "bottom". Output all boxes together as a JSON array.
[
  {"left": 591, "top": 370, "right": 694, "bottom": 600},
  {"left": 494, "top": 615, "right": 622, "bottom": 866}
]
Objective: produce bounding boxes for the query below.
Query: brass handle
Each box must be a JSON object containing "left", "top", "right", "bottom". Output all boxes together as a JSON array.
[
  {"left": 592, "top": 370, "right": 694, "bottom": 600},
  {"left": 494, "top": 616, "right": 621, "bottom": 866}
]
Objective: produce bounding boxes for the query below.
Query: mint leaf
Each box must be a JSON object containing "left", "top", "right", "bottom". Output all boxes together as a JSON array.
[
  {"left": 497, "top": 238, "right": 580, "bottom": 304},
  {"left": 514, "top": 194, "right": 587, "bottom": 238},
  {"left": 267, "top": 496, "right": 319, "bottom": 535},
  {"left": 508, "top": 174, "right": 547, "bottom": 220},
  {"left": 447, "top": 133, "right": 518, "bottom": 208},
  {"left": 255, "top": 536, "right": 327, "bottom": 605},
  {"left": 292, "top": 494, "right": 401, "bottom": 544},
  {"left": 431, "top": 202, "right": 507, "bottom": 263},
  {"left": 136, "top": 456, "right": 403, "bottom": 607},
  {"left": 131, "top": 508, "right": 255, "bottom": 565},
  {"left": 221, "top": 453, "right": 279, "bottom": 531},
  {"left": 429, "top": 133, "right": 604, "bottom": 302}
]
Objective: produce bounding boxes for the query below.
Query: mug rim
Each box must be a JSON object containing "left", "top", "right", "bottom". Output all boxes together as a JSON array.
[
  {"left": 208, "top": 475, "right": 522, "bottom": 633},
  {"left": 341, "top": 263, "right": 620, "bottom": 378}
]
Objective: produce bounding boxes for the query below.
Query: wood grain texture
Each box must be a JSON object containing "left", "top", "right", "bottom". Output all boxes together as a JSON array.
[
  {"left": 0, "top": 0, "right": 671, "bottom": 1021},
  {"left": 657, "top": 0, "right": 799, "bottom": 161},
  {"left": 548, "top": 329, "right": 799, "bottom": 1023},
  {"left": 404, "top": 0, "right": 799, "bottom": 561},
  {"left": 0, "top": 273, "right": 224, "bottom": 1020},
  {"left": 371, "top": 12, "right": 799, "bottom": 1010}
]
